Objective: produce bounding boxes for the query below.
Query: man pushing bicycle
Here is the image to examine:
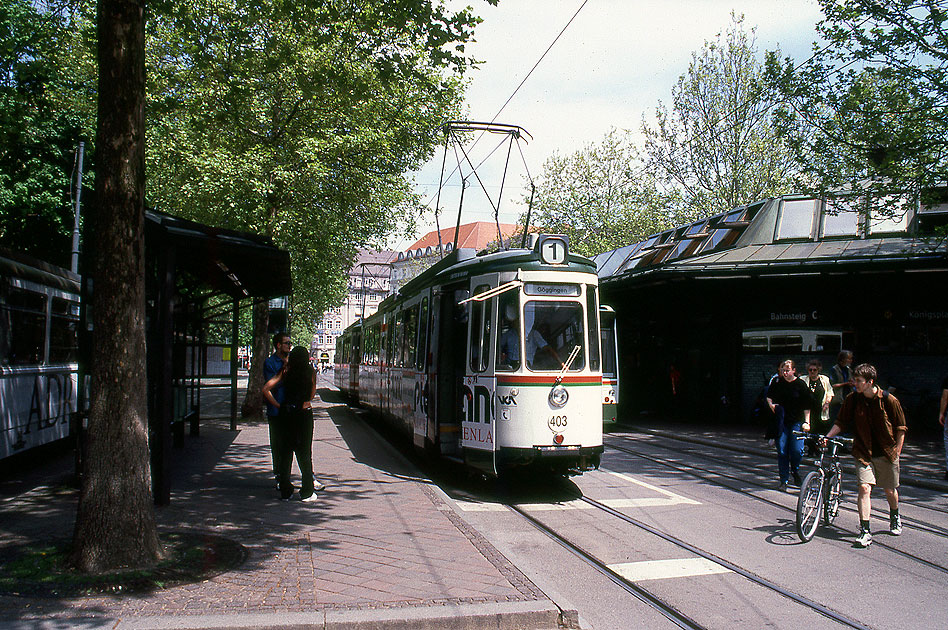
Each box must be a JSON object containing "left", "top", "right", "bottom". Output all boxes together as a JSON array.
[{"left": 823, "top": 363, "right": 907, "bottom": 548}]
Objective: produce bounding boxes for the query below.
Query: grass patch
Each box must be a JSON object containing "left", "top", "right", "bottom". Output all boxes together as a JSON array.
[{"left": 0, "top": 531, "right": 246, "bottom": 598}]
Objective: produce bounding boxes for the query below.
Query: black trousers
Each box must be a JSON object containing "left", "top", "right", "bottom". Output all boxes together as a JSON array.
[{"left": 277, "top": 408, "right": 315, "bottom": 499}]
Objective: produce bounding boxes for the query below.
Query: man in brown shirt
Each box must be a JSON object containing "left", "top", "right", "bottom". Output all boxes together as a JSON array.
[{"left": 825, "top": 363, "right": 906, "bottom": 548}]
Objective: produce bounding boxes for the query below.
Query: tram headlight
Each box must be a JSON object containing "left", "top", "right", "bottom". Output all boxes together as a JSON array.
[{"left": 549, "top": 384, "right": 568, "bottom": 408}]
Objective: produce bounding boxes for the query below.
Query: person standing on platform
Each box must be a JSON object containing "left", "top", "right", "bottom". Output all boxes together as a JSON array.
[
  {"left": 824, "top": 363, "right": 907, "bottom": 548},
  {"left": 829, "top": 350, "right": 854, "bottom": 421},
  {"left": 939, "top": 376, "right": 948, "bottom": 481},
  {"left": 263, "top": 346, "right": 320, "bottom": 501},
  {"left": 766, "top": 359, "right": 811, "bottom": 490},
  {"left": 264, "top": 332, "right": 291, "bottom": 488},
  {"left": 804, "top": 359, "right": 834, "bottom": 444}
]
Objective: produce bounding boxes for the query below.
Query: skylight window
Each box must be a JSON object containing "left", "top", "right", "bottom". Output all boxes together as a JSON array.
[{"left": 776, "top": 199, "right": 817, "bottom": 240}]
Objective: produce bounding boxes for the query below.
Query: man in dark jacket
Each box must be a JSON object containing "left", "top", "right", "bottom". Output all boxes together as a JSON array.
[{"left": 825, "top": 363, "right": 907, "bottom": 548}]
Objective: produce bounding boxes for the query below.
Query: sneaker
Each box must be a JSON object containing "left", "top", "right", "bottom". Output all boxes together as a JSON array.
[
  {"left": 777, "top": 481, "right": 788, "bottom": 491},
  {"left": 313, "top": 480, "right": 325, "bottom": 491},
  {"left": 890, "top": 514, "right": 902, "bottom": 536},
  {"left": 854, "top": 531, "right": 872, "bottom": 548},
  {"left": 792, "top": 471, "right": 802, "bottom": 487},
  {"left": 300, "top": 493, "right": 318, "bottom": 503}
]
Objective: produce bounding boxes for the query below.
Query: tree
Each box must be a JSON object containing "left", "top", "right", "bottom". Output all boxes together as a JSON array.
[
  {"left": 0, "top": 0, "right": 94, "bottom": 266},
  {"left": 70, "top": 0, "right": 162, "bottom": 572},
  {"left": 643, "top": 13, "right": 795, "bottom": 221},
  {"left": 145, "top": 0, "right": 493, "bottom": 417},
  {"left": 766, "top": 0, "right": 948, "bottom": 207},
  {"left": 528, "top": 129, "right": 673, "bottom": 257}
]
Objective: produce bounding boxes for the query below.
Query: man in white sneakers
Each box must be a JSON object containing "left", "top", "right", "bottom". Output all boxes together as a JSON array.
[{"left": 824, "top": 363, "right": 907, "bottom": 548}]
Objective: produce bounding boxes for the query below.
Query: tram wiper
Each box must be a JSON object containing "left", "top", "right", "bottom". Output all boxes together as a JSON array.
[{"left": 554, "top": 345, "right": 582, "bottom": 385}]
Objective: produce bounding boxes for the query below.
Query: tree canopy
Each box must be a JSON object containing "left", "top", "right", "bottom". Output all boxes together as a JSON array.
[
  {"left": 146, "top": 0, "right": 494, "bottom": 339},
  {"left": 0, "top": 0, "right": 94, "bottom": 266},
  {"left": 643, "top": 13, "right": 795, "bottom": 222},
  {"left": 766, "top": 0, "right": 948, "bottom": 204},
  {"left": 528, "top": 129, "right": 672, "bottom": 257}
]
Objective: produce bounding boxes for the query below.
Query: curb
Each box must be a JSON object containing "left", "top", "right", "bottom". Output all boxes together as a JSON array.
[{"left": 3, "top": 601, "right": 577, "bottom": 630}]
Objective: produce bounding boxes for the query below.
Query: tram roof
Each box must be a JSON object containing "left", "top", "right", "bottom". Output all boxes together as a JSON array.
[
  {"left": 595, "top": 194, "right": 948, "bottom": 285},
  {"left": 0, "top": 247, "right": 80, "bottom": 293},
  {"left": 395, "top": 242, "right": 597, "bottom": 298}
]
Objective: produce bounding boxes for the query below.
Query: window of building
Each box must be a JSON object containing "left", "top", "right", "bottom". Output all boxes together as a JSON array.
[
  {"left": 821, "top": 199, "right": 861, "bottom": 237},
  {"left": 776, "top": 199, "right": 817, "bottom": 240}
]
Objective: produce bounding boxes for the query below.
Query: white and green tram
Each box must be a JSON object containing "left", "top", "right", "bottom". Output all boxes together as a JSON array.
[{"left": 335, "top": 235, "right": 604, "bottom": 477}]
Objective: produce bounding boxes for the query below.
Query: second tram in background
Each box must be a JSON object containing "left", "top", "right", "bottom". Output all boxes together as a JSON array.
[
  {"left": 335, "top": 234, "right": 604, "bottom": 477},
  {"left": 0, "top": 249, "right": 81, "bottom": 461},
  {"left": 600, "top": 305, "right": 618, "bottom": 425}
]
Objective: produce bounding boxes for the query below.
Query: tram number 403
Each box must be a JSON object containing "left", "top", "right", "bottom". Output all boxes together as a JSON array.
[{"left": 548, "top": 415, "right": 568, "bottom": 430}]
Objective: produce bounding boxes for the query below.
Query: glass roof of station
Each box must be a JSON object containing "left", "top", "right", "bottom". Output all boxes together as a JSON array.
[{"left": 593, "top": 193, "right": 944, "bottom": 281}]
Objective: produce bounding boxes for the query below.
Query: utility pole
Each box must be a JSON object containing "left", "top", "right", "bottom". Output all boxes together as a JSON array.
[{"left": 71, "top": 141, "right": 85, "bottom": 274}]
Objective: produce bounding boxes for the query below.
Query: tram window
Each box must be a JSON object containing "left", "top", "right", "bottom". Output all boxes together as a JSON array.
[
  {"left": 394, "top": 312, "right": 405, "bottom": 367},
  {"left": 403, "top": 306, "right": 418, "bottom": 368},
  {"left": 469, "top": 285, "right": 490, "bottom": 372},
  {"left": 496, "top": 292, "right": 521, "bottom": 371},
  {"left": 49, "top": 297, "right": 79, "bottom": 363},
  {"left": 586, "top": 287, "right": 600, "bottom": 371},
  {"left": 416, "top": 298, "right": 429, "bottom": 370},
  {"left": 2, "top": 287, "right": 47, "bottom": 365},
  {"left": 770, "top": 335, "right": 803, "bottom": 353},
  {"left": 524, "top": 301, "right": 585, "bottom": 371},
  {"left": 601, "top": 326, "right": 617, "bottom": 377}
]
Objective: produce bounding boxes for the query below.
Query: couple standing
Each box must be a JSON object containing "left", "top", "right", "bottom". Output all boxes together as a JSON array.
[{"left": 263, "top": 332, "right": 323, "bottom": 501}]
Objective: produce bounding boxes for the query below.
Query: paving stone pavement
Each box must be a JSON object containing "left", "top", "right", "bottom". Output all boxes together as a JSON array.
[{"left": 0, "top": 383, "right": 574, "bottom": 630}]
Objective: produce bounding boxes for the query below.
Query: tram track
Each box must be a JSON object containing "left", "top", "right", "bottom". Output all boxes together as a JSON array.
[
  {"left": 506, "top": 489, "right": 872, "bottom": 630},
  {"left": 603, "top": 437, "right": 948, "bottom": 576},
  {"left": 606, "top": 432, "right": 948, "bottom": 537},
  {"left": 615, "top": 428, "right": 948, "bottom": 520}
]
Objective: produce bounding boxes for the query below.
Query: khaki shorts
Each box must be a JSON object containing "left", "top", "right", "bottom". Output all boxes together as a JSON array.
[{"left": 855, "top": 456, "right": 900, "bottom": 489}]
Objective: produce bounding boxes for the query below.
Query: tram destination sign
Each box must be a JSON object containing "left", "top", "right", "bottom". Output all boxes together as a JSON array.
[{"left": 525, "top": 283, "right": 580, "bottom": 297}]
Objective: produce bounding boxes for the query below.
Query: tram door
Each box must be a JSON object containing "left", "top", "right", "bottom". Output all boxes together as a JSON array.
[
  {"left": 432, "top": 285, "right": 467, "bottom": 456},
  {"left": 464, "top": 275, "right": 498, "bottom": 475}
]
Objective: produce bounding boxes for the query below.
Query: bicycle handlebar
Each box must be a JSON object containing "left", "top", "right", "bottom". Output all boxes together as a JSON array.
[{"left": 792, "top": 431, "right": 853, "bottom": 448}]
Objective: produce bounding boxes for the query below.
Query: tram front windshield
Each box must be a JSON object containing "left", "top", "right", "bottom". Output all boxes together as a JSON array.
[{"left": 498, "top": 300, "right": 585, "bottom": 372}]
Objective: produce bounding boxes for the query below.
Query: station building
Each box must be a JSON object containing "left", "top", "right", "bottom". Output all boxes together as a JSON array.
[{"left": 592, "top": 193, "right": 948, "bottom": 435}]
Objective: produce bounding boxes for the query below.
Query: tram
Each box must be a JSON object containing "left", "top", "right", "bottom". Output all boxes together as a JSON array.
[
  {"left": 0, "top": 249, "right": 81, "bottom": 460},
  {"left": 600, "top": 305, "right": 618, "bottom": 425},
  {"left": 335, "top": 234, "right": 604, "bottom": 476}
]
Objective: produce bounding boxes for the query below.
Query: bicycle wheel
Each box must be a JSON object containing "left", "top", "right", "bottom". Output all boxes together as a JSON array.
[
  {"left": 796, "top": 470, "right": 824, "bottom": 542},
  {"left": 823, "top": 465, "right": 842, "bottom": 526}
]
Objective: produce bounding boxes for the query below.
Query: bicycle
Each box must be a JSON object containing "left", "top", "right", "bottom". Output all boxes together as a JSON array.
[{"left": 793, "top": 431, "right": 853, "bottom": 543}]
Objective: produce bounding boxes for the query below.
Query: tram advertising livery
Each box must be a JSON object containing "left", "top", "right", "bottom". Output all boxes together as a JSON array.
[
  {"left": 0, "top": 250, "right": 81, "bottom": 460},
  {"left": 335, "top": 235, "right": 604, "bottom": 476}
]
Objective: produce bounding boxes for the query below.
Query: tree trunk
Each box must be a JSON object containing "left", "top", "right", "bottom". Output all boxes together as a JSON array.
[
  {"left": 71, "top": 0, "right": 162, "bottom": 572},
  {"left": 240, "top": 299, "right": 270, "bottom": 419}
]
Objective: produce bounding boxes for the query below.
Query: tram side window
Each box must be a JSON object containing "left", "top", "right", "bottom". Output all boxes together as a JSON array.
[
  {"left": 496, "top": 292, "right": 520, "bottom": 371},
  {"left": 1, "top": 287, "right": 47, "bottom": 365},
  {"left": 394, "top": 312, "right": 405, "bottom": 367},
  {"left": 770, "top": 335, "right": 803, "bottom": 353},
  {"left": 49, "top": 297, "right": 79, "bottom": 363},
  {"left": 403, "top": 305, "right": 418, "bottom": 369},
  {"left": 416, "top": 297, "right": 429, "bottom": 370},
  {"left": 469, "top": 284, "right": 492, "bottom": 372},
  {"left": 585, "top": 287, "right": 600, "bottom": 371}
]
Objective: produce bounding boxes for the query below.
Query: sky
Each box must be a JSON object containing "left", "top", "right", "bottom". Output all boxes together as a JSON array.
[{"left": 391, "top": 0, "right": 826, "bottom": 251}]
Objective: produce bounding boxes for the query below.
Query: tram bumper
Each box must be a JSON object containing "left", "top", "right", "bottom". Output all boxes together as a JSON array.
[{"left": 497, "top": 445, "right": 603, "bottom": 473}]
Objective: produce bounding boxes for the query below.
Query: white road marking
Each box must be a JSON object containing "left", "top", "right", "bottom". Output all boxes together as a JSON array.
[
  {"left": 606, "top": 471, "right": 701, "bottom": 505},
  {"left": 609, "top": 558, "right": 732, "bottom": 581}
]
